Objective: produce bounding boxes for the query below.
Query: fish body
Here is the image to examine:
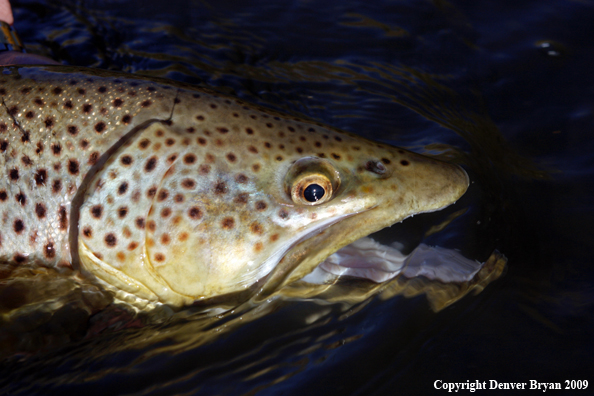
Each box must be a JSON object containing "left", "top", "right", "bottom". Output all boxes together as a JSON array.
[{"left": 0, "top": 66, "right": 468, "bottom": 308}]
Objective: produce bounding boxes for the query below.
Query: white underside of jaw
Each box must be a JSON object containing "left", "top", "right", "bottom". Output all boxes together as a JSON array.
[{"left": 303, "top": 237, "right": 483, "bottom": 284}]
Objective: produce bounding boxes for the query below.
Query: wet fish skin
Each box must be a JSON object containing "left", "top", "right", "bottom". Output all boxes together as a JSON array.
[{"left": 0, "top": 65, "right": 468, "bottom": 307}]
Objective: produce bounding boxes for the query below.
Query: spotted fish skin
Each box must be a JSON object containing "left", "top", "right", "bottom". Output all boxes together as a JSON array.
[
  {"left": 0, "top": 67, "right": 176, "bottom": 269},
  {"left": 0, "top": 65, "right": 468, "bottom": 308}
]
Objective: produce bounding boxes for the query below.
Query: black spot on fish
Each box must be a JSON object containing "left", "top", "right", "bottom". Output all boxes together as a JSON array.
[
  {"left": 234, "top": 193, "right": 248, "bottom": 204},
  {"left": 188, "top": 207, "right": 202, "bottom": 219},
  {"left": 51, "top": 143, "right": 61, "bottom": 155},
  {"left": 82, "top": 103, "right": 92, "bottom": 113},
  {"left": 15, "top": 193, "right": 26, "bottom": 206},
  {"left": 58, "top": 206, "right": 67, "bottom": 230},
  {"left": 95, "top": 122, "right": 106, "bottom": 133},
  {"left": 138, "top": 139, "right": 150, "bottom": 149},
  {"left": 21, "top": 155, "right": 32, "bottom": 166},
  {"left": 35, "top": 203, "right": 46, "bottom": 218},
  {"left": 13, "top": 219, "right": 24, "bottom": 233},
  {"left": 279, "top": 209, "right": 289, "bottom": 219},
  {"left": 221, "top": 217, "right": 235, "bottom": 229},
  {"left": 118, "top": 207, "right": 128, "bottom": 218},
  {"left": 214, "top": 181, "right": 227, "bottom": 194},
  {"left": 91, "top": 205, "right": 103, "bottom": 219},
  {"left": 35, "top": 169, "right": 47, "bottom": 186},
  {"left": 135, "top": 217, "right": 145, "bottom": 229},
  {"left": 88, "top": 151, "right": 100, "bottom": 165},
  {"left": 52, "top": 179, "right": 62, "bottom": 194},
  {"left": 183, "top": 154, "right": 196, "bottom": 164},
  {"left": 145, "top": 156, "right": 157, "bottom": 172},
  {"left": 104, "top": 233, "right": 117, "bottom": 247},
  {"left": 181, "top": 178, "right": 196, "bottom": 189},
  {"left": 67, "top": 125, "right": 78, "bottom": 135},
  {"left": 9, "top": 168, "right": 18, "bottom": 181},
  {"left": 68, "top": 159, "right": 79, "bottom": 175},
  {"left": 118, "top": 182, "right": 128, "bottom": 195},
  {"left": 157, "top": 189, "right": 169, "bottom": 202},
  {"left": 44, "top": 242, "right": 55, "bottom": 259},
  {"left": 121, "top": 155, "right": 133, "bottom": 165}
]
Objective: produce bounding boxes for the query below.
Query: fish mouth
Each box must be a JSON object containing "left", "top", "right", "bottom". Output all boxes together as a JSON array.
[
  {"left": 254, "top": 208, "right": 379, "bottom": 301},
  {"left": 238, "top": 211, "right": 359, "bottom": 290}
]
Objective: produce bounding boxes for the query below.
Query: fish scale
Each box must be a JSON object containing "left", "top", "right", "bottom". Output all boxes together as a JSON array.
[
  {"left": 0, "top": 67, "right": 175, "bottom": 269},
  {"left": 0, "top": 65, "right": 469, "bottom": 308}
]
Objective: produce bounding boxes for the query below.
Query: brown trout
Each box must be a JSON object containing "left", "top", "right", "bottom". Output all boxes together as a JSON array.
[{"left": 0, "top": 65, "right": 468, "bottom": 308}]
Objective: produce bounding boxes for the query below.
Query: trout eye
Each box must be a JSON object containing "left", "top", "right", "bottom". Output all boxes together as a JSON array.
[
  {"left": 291, "top": 174, "right": 333, "bottom": 206},
  {"left": 285, "top": 156, "right": 340, "bottom": 206},
  {"left": 303, "top": 183, "right": 325, "bottom": 202}
]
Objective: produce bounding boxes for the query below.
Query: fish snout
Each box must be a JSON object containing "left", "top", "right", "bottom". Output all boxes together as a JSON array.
[{"left": 394, "top": 153, "right": 469, "bottom": 214}]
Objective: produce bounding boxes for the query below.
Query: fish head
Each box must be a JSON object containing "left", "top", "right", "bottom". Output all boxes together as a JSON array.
[
  {"left": 78, "top": 92, "right": 468, "bottom": 308},
  {"left": 257, "top": 137, "right": 469, "bottom": 294}
]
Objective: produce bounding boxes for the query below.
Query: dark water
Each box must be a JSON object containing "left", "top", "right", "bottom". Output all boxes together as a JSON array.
[{"left": 2, "top": 0, "right": 593, "bottom": 394}]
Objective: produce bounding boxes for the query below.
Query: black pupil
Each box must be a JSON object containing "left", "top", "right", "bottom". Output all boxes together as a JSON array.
[{"left": 303, "top": 183, "right": 325, "bottom": 202}]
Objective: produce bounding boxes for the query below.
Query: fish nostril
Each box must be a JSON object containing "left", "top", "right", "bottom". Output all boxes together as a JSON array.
[{"left": 365, "top": 160, "right": 387, "bottom": 175}]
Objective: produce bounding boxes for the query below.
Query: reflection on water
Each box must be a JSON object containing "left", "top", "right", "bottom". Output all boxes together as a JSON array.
[
  {"left": 2, "top": 0, "right": 593, "bottom": 394},
  {"left": 0, "top": 249, "right": 505, "bottom": 392}
]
